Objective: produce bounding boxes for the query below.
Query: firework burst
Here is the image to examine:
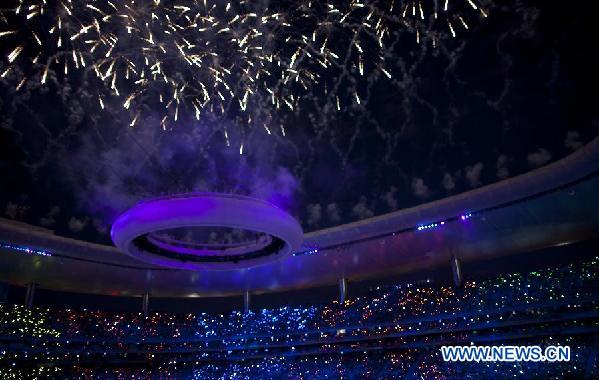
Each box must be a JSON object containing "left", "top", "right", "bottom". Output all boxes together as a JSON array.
[{"left": 1, "top": 0, "right": 490, "bottom": 147}]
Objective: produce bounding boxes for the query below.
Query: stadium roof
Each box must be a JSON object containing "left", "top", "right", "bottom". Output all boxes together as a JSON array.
[{"left": 1, "top": 138, "right": 598, "bottom": 297}]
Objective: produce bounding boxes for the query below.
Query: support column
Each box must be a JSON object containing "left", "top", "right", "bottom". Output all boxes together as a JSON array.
[
  {"left": 25, "top": 283, "right": 37, "bottom": 309},
  {"left": 243, "top": 290, "right": 251, "bottom": 314},
  {"left": 451, "top": 256, "right": 463, "bottom": 287},
  {"left": 338, "top": 277, "right": 348, "bottom": 304},
  {"left": 142, "top": 292, "right": 150, "bottom": 317}
]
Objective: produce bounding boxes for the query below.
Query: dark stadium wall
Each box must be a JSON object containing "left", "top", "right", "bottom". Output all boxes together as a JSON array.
[
  {"left": 0, "top": 282, "right": 8, "bottom": 303},
  {"left": 5, "top": 238, "right": 598, "bottom": 313}
]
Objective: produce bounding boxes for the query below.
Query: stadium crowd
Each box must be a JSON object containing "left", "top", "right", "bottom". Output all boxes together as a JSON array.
[{"left": 0, "top": 257, "right": 597, "bottom": 378}]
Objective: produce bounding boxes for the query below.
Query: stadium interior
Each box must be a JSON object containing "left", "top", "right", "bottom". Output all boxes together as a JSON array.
[{"left": 0, "top": 0, "right": 597, "bottom": 378}]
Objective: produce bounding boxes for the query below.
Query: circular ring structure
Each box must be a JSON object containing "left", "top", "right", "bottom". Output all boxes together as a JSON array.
[{"left": 111, "top": 193, "right": 303, "bottom": 270}]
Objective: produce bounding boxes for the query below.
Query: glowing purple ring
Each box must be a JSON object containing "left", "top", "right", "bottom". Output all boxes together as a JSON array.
[{"left": 111, "top": 193, "right": 303, "bottom": 270}]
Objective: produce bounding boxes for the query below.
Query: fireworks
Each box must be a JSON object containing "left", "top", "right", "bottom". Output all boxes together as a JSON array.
[{"left": 1, "top": 0, "right": 489, "bottom": 143}]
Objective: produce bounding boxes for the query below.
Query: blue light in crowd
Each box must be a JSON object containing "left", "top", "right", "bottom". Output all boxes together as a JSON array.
[
  {"left": 0, "top": 242, "right": 52, "bottom": 257},
  {"left": 461, "top": 213, "right": 473, "bottom": 221}
]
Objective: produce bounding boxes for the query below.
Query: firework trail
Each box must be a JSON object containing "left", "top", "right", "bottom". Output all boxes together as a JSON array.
[{"left": 1, "top": 0, "right": 489, "bottom": 149}]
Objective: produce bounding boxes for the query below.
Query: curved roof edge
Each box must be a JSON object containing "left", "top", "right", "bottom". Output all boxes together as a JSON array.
[
  {"left": 0, "top": 138, "right": 597, "bottom": 297},
  {"left": 302, "top": 137, "right": 599, "bottom": 250},
  {"left": 0, "top": 137, "right": 598, "bottom": 262}
]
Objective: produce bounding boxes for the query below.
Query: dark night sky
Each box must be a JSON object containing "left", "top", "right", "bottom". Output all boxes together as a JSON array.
[{"left": 0, "top": 0, "right": 597, "bottom": 245}]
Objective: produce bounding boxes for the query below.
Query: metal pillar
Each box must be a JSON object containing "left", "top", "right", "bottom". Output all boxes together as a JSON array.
[
  {"left": 338, "top": 277, "right": 348, "bottom": 304},
  {"left": 243, "top": 290, "right": 251, "bottom": 314},
  {"left": 142, "top": 292, "right": 150, "bottom": 317},
  {"left": 451, "top": 256, "right": 463, "bottom": 287},
  {"left": 25, "top": 283, "right": 37, "bottom": 309}
]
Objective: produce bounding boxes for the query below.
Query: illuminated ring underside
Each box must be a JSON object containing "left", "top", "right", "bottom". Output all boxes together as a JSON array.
[{"left": 111, "top": 193, "right": 303, "bottom": 270}]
